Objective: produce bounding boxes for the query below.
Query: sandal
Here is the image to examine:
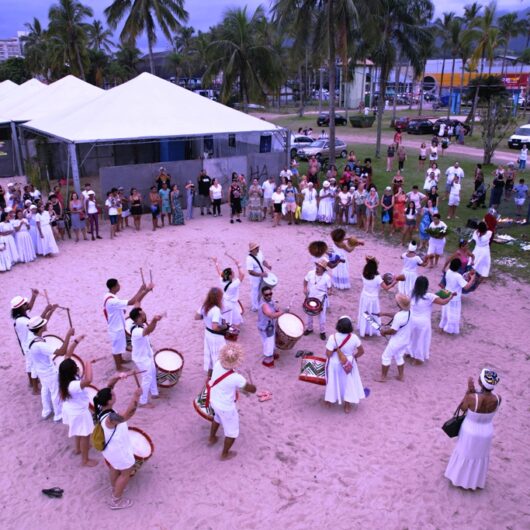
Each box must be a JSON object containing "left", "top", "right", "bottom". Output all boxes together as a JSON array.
[
  {"left": 109, "top": 497, "right": 134, "bottom": 510},
  {"left": 42, "top": 487, "right": 64, "bottom": 498},
  {"left": 258, "top": 391, "right": 273, "bottom": 402},
  {"left": 295, "top": 350, "right": 305, "bottom": 358}
]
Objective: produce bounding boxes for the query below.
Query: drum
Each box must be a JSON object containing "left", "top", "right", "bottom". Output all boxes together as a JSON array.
[
  {"left": 104, "top": 426, "right": 154, "bottom": 476},
  {"left": 125, "top": 317, "right": 134, "bottom": 352},
  {"left": 85, "top": 384, "right": 99, "bottom": 413},
  {"left": 44, "top": 334, "right": 63, "bottom": 352},
  {"left": 262, "top": 272, "right": 278, "bottom": 288},
  {"left": 302, "top": 297, "right": 323, "bottom": 316},
  {"left": 299, "top": 355, "right": 327, "bottom": 385},
  {"left": 193, "top": 385, "right": 214, "bottom": 422},
  {"left": 154, "top": 348, "right": 184, "bottom": 388},
  {"left": 225, "top": 326, "right": 240, "bottom": 342},
  {"left": 275, "top": 313, "right": 304, "bottom": 350},
  {"left": 53, "top": 353, "right": 85, "bottom": 378}
]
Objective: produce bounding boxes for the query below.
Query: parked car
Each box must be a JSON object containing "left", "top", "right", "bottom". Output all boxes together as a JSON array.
[
  {"left": 433, "top": 118, "right": 471, "bottom": 136},
  {"left": 316, "top": 113, "right": 348, "bottom": 126},
  {"left": 297, "top": 138, "right": 348, "bottom": 160},
  {"left": 508, "top": 124, "right": 530, "bottom": 150},
  {"left": 406, "top": 119, "right": 435, "bottom": 135},
  {"left": 290, "top": 134, "right": 315, "bottom": 158},
  {"left": 391, "top": 115, "right": 436, "bottom": 130}
]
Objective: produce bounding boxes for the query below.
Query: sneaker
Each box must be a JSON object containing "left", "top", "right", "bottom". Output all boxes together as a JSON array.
[
  {"left": 109, "top": 497, "right": 133, "bottom": 510},
  {"left": 96, "top": 235, "right": 102, "bottom": 239},
  {"left": 230, "top": 219, "right": 234, "bottom": 224},
  {"left": 303, "top": 329, "right": 313, "bottom": 336},
  {"left": 320, "top": 332, "right": 326, "bottom": 340},
  {"left": 236, "top": 219, "right": 242, "bottom": 223},
  {"left": 201, "top": 212, "right": 205, "bottom": 216},
  {"left": 207, "top": 211, "right": 212, "bottom": 215}
]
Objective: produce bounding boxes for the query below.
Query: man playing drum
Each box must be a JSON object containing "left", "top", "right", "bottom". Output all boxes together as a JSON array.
[
  {"left": 246, "top": 242, "right": 272, "bottom": 312},
  {"left": 104, "top": 278, "right": 154, "bottom": 370},
  {"left": 129, "top": 307, "right": 164, "bottom": 407},
  {"left": 303, "top": 258, "right": 333, "bottom": 340},
  {"left": 208, "top": 344, "right": 256, "bottom": 460},
  {"left": 257, "top": 285, "right": 284, "bottom": 368}
]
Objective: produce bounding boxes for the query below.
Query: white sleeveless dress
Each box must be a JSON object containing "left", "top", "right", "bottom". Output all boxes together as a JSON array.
[
  {"left": 331, "top": 244, "right": 350, "bottom": 289},
  {"left": 357, "top": 275, "right": 382, "bottom": 337},
  {"left": 221, "top": 278, "right": 243, "bottom": 326},
  {"left": 13, "top": 219, "right": 36, "bottom": 263}
]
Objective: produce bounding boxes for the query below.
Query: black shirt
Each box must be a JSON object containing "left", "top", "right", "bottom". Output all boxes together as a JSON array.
[{"left": 198, "top": 175, "right": 212, "bottom": 196}]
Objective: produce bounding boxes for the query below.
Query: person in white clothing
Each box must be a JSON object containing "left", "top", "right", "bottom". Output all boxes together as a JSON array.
[
  {"left": 35, "top": 203, "right": 59, "bottom": 256},
  {"left": 471, "top": 222, "right": 492, "bottom": 282},
  {"left": 58, "top": 354, "right": 98, "bottom": 467},
  {"left": 129, "top": 307, "right": 164, "bottom": 406},
  {"left": 303, "top": 258, "right": 332, "bottom": 340},
  {"left": 324, "top": 316, "right": 365, "bottom": 413},
  {"left": 447, "top": 176, "right": 461, "bottom": 219},
  {"left": 104, "top": 278, "right": 153, "bottom": 370},
  {"left": 301, "top": 182, "right": 318, "bottom": 221},
  {"left": 213, "top": 255, "right": 245, "bottom": 329},
  {"left": 257, "top": 285, "right": 284, "bottom": 367},
  {"left": 279, "top": 166, "right": 292, "bottom": 180},
  {"left": 208, "top": 343, "right": 256, "bottom": 460},
  {"left": 397, "top": 241, "right": 427, "bottom": 297},
  {"left": 94, "top": 379, "right": 142, "bottom": 510},
  {"left": 317, "top": 180, "right": 335, "bottom": 223},
  {"left": 10, "top": 291, "right": 57, "bottom": 393},
  {"left": 0, "top": 210, "right": 20, "bottom": 264},
  {"left": 13, "top": 209, "right": 36, "bottom": 263},
  {"left": 426, "top": 213, "right": 448, "bottom": 267},
  {"left": 246, "top": 242, "right": 272, "bottom": 312},
  {"left": 271, "top": 188, "right": 285, "bottom": 227},
  {"left": 444, "top": 162, "right": 464, "bottom": 200},
  {"left": 28, "top": 317, "right": 82, "bottom": 421},
  {"left": 379, "top": 294, "right": 412, "bottom": 382},
  {"left": 261, "top": 176, "right": 276, "bottom": 219}
]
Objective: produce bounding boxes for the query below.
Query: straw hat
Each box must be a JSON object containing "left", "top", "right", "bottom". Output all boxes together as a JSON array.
[
  {"left": 322, "top": 180, "right": 330, "bottom": 188},
  {"left": 395, "top": 293, "right": 410, "bottom": 310},
  {"left": 249, "top": 241, "right": 259, "bottom": 251},
  {"left": 27, "top": 316, "right": 47, "bottom": 331},
  {"left": 10, "top": 295, "right": 28, "bottom": 309},
  {"left": 219, "top": 343, "right": 244, "bottom": 370},
  {"left": 316, "top": 258, "right": 329, "bottom": 270}
]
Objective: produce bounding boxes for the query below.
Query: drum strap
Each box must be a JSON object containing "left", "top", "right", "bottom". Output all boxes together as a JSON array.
[
  {"left": 103, "top": 295, "right": 114, "bottom": 322},
  {"left": 205, "top": 370, "right": 235, "bottom": 408},
  {"left": 334, "top": 334, "right": 351, "bottom": 352},
  {"left": 223, "top": 281, "right": 232, "bottom": 293},
  {"left": 29, "top": 336, "right": 45, "bottom": 350},
  {"left": 13, "top": 318, "right": 26, "bottom": 355},
  {"left": 249, "top": 254, "right": 264, "bottom": 273}
]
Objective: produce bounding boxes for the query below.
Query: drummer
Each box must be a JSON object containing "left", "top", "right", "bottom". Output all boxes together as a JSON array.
[
  {"left": 213, "top": 255, "right": 245, "bottom": 330},
  {"left": 303, "top": 258, "right": 333, "bottom": 340},
  {"left": 208, "top": 343, "right": 256, "bottom": 460},
  {"left": 129, "top": 307, "right": 164, "bottom": 407},
  {"left": 10, "top": 290, "right": 58, "bottom": 394},
  {"left": 246, "top": 242, "right": 273, "bottom": 312},
  {"left": 104, "top": 278, "right": 154, "bottom": 370},
  {"left": 27, "top": 317, "right": 82, "bottom": 422},
  {"left": 257, "top": 285, "right": 284, "bottom": 368}
]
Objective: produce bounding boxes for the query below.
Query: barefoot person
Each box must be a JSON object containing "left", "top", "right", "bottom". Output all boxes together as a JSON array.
[
  {"left": 104, "top": 278, "right": 153, "bottom": 370},
  {"left": 213, "top": 255, "right": 245, "bottom": 330},
  {"left": 379, "top": 294, "right": 412, "bottom": 382},
  {"left": 93, "top": 380, "right": 143, "bottom": 510},
  {"left": 324, "top": 316, "right": 365, "bottom": 413},
  {"left": 208, "top": 343, "right": 256, "bottom": 460},
  {"left": 257, "top": 285, "right": 284, "bottom": 368},
  {"left": 303, "top": 258, "right": 332, "bottom": 341},
  {"left": 246, "top": 242, "right": 272, "bottom": 312},
  {"left": 129, "top": 307, "right": 164, "bottom": 407},
  {"left": 58, "top": 352, "right": 98, "bottom": 467}
]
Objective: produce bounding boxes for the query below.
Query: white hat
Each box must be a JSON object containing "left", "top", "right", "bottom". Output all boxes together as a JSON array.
[
  {"left": 7, "top": 182, "right": 14, "bottom": 187},
  {"left": 322, "top": 180, "right": 330, "bottom": 188},
  {"left": 88, "top": 190, "right": 95, "bottom": 195},
  {"left": 27, "top": 316, "right": 47, "bottom": 331},
  {"left": 24, "top": 199, "right": 32, "bottom": 205},
  {"left": 385, "top": 186, "right": 392, "bottom": 191},
  {"left": 408, "top": 242, "right": 417, "bottom": 252},
  {"left": 10, "top": 295, "right": 28, "bottom": 309},
  {"left": 4, "top": 207, "right": 12, "bottom": 213},
  {"left": 30, "top": 205, "right": 38, "bottom": 210}
]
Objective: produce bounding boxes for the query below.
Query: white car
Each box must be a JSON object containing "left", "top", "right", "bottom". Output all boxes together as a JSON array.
[
  {"left": 508, "top": 124, "right": 530, "bottom": 150},
  {"left": 289, "top": 134, "right": 315, "bottom": 158},
  {"left": 297, "top": 138, "right": 348, "bottom": 161}
]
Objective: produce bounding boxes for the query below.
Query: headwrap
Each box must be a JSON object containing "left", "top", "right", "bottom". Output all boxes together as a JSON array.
[
  {"left": 480, "top": 368, "right": 500, "bottom": 390},
  {"left": 408, "top": 242, "right": 417, "bottom": 252}
]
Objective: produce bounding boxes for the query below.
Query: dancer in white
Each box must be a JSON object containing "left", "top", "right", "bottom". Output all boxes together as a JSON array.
[
  {"left": 35, "top": 203, "right": 59, "bottom": 256},
  {"left": 246, "top": 242, "right": 272, "bottom": 312},
  {"left": 324, "top": 316, "right": 365, "bottom": 413},
  {"left": 0, "top": 210, "right": 19, "bottom": 265},
  {"left": 317, "top": 181, "right": 335, "bottom": 223},
  {"left": 301, "top": 182, "right": 318, "bottom": 221},
  {"left": 397, "top": 241, "right": 426, "bottom": 296},
  {"left": 471, "top": 221, "right": 492, "bottom": 283},
  {"left": 426, "top": 213, "right": 447, "bottom": 268},
  {"left": 27, "top": 204, "right": 39, "bottom": 250},
  {"left": 13, "top": 209, "right": 36, "bottom": 263},
  {"left": 357, "top": 256, "right": 395, "bottom": 337},
  {"left": 303, "top": 258, "right": 332, "bottom": 340},
  {"left": 329, "top": 228, "right": 364, "bottom": 290},
  {"left": 213, "top": 255, "right": 244, "bottom": 329}
]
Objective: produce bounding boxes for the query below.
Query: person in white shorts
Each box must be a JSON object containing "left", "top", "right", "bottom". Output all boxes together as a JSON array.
[
  {"left": 104, "top": 278, "right": 153, "bottom": 370},
  {"left": 246, "top": 242, "right": 272, "bottom": 312},
  {"left": 261, "top": 176, "right": 276, "bottom": 219},
  {"left": 303, "top": 258, "right": 332, "bottom": 340},
  {"left": 208, "top": 343, "right": 256, "bottom": 460},
  {"left": 379, "top": 294, "right": 412, "bottom": 382}
]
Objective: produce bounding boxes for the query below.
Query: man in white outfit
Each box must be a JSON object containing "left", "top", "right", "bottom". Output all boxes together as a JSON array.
[
  {"left": 246, "top": 242, "right": 272, "bottom": 312},
  {"left": 303, "top": 258, "right": 332, "bottom": 340}
]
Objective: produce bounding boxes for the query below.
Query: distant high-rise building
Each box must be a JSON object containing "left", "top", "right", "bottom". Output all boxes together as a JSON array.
[{"left": 0, "top": 31, "right": 27, "bottom": 62}]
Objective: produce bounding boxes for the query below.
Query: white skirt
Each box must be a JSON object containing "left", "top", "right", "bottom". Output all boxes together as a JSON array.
[
  {"left": 439, "top": 298, "right": 462, "bottom": 334},
  {"left": 29, "top": 224, "right": 39, "bottom": 249},
  {"left": 325, "top": 355, "right": 365, "bottom": 405},
  {"left": 317, "top": 199, "right": 335, "bottom": 223},
  {"left": 332, "top": 260, "right": 350, "bottom": 289},
  {"left": 427, "top": 237, "right": 445, "bottom": 256},
  {"left": 357, "top": 292, "right": 380, "bottom": 337},
  {"left": 36, "top": 225, "right": 59, "bottom": 256},
  {"left": 62, "top": 406, "right": 94, "bottom": 437},
  {"left": 15, "top": 231, "right": 36, "bottom": 263},
  {"left": 398, "top": 270, "right": 417, "bottom": 297},
  {"left": 222, "top": 299, "right": 243, "bottom": 326},
  {"left": 203, "top": 330, "right": 226, "bottom": 371},
  {"left": 409, "top": 316, "right": 432, "bottom": 361},
  {"left": 0, "top": 247, "right": 11, "bottom": 272},
  {"left": 301, "top": 200, "right": 317, "bottom": 222},
  {"left": 473, "top": 245, "right": 491, "bottom": 277},
  {"left": 4, "top": 234, "right": 19, "bottom": 264}
]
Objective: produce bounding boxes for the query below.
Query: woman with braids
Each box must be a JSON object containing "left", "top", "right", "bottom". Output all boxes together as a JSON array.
[
  {"left": 59, "top": 357, "right": 98, "bottom": 467},
  {"left": 93, "top": 377, "right": 142, "bottom": 510},
  {"left": 213, "top": 255, "right": 245, "bottom": 329}
]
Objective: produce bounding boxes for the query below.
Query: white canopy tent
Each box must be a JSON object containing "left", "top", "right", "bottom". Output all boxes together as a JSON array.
[
  {"left": 0, "top": 80, "right": 18, "bottom": 99},
  {"left": 22, "top": 73, "right": 284, "bottom": 193}
]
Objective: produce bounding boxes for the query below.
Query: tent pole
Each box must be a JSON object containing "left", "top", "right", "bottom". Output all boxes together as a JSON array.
[
  {"left": 68, "top": 142, "right": 81, "bottom": 195},
  {"left": 10, "top": 122, "right": 23, "bottom": 175}
]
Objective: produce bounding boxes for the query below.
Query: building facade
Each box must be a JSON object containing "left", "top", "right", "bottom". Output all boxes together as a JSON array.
[{"left": 0, "top": 32, "right": 26, "bottom": 62}]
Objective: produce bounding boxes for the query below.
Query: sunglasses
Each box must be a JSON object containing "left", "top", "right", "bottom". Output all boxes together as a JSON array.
[{"left": 263, "top": 292, "right": 273, "bottom": 297}]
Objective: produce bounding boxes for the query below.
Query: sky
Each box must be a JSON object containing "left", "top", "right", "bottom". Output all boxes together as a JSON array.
[{"left": 0, "top": 0, "right": 527, "bottom": 51}]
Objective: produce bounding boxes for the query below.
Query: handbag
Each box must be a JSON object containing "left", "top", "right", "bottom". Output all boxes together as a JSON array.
[
  {"left": 442, "top": 404, "right": 465, "bottom": 438},
  {"left": 335, "top": 334, "right": 352, "bottom": 374}
]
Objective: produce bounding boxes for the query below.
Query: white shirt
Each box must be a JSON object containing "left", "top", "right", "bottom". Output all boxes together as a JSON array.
[
  {"left": 388, "top": 310, "right": 411, "bottom": 349},
  {"left": 338, "top": 191, "right": 350, "bottom": 205},
  {"left": 209, "top": 360, "right": 246, "bottom": 412},
  {"left": 272, "top": 191, "right": 285, "bottom": 204},
  {"left": 449, "top": 182, "right": 461, "bottom": 197},
  {"left": 472, "top": 230, "right": 492, "bottom": 248},
  {"left": 279, "top": 169, "right": 292, "bottom": 179},
  {"left": 105, "top": 197, "right": 118, "bottom": 216},
  {"left": 30, "top": 337, "right": 57, "bottom": 379},
  {"left": 410, "top": 293, "right": 437, "bottom": 321},
  {"left": 36, "top": 211, "right": 51, "bottom": 227},
  {"left": 520, "top": 147, "right": 528, "bottom": 161},
  {"left": 13, "top": 315, "right": 32, "bottom": 354},
  {"left": 81, "top": 190, "right": 91, "bottom": 201},
  {"left": 210, "top": 184, "right": 222, "bottom": 200},
  {"left": 62, "top": 380, "right": 90, "bottom": 414},
  {"left": 446, "top": 166, "right": 464, "bottom": 182},
  {"left": 246, "top": 250, "right": 264, "bottom": 278},
  {"left": 361, "top": 275, "right": 382, "bottom": 297},
  {"left": 406, "top": 191, "right": 425, "bottom": 209},
  {"left": 86, "top": 198, "right": 98, "bottom": 214},
  {"left": 222, "top": 277, "right": 241, "bottom": 304},
  {"left": 402, "top": 253, "right": 423, "bottom": 272},
  {"left": 423, "top": 174, "right": 438, "bottom": 191},
  {"left": 30, "top": 189, "right": 41, "bottom": 201},
  {"left": 104, "top": 293, "right": 127, "bottom": 333},
  {"left": 445, "top": 269, "right": 467, "bottom": 300},
  {"left": 304, "top": 270, "right": 332, "bottom": 301},
  {"left": 262, "top": 181, "right": 275, "bottom": 199},
  {"left": 131, "top": 324, "right": 154, "bottom": 364},
  {"left": 428, "top": 220, "right": 447, "bottom": 237},
  {"left": 302, "top": 188, "right": 317, "bottom": 202},
  {"left": 326, "top": 332, "right": 361, "bottom": 359},
  {"left": 200, "top": 305, "right": 222, "bottom": 330}
]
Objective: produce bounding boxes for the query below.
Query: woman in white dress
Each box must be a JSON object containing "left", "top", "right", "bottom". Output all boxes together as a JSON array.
[
  {"left": 195, "top": 287, "right": 228, "bottom": 376},
  {"left": 27, "top": 204, "right": 39, "bottom": 249},
  {"left": 330, "top": 228, "right": 364, "bottom": 290},
  {"left": 357, "top": 257, "right": 395, "bottom": 337},
  {"left": 0, "top": 236, "right": 11, "bottom": 272},
  {"left": 94, "top": 379, "right": 142, "bottom": 510},
  {"left": 471, "top": 222, "right": 492, "bottom": 282},
  {"left": 317, "top": 180, "right": 335, "bottom": 223},
  {"left": 409, "top": 276, "right": 454, "bottom": 364},
  {"left": 36, "top": 203, "right": 59, "bottom": 256},
  {"left": 426, "top": 213, "right": 447, "bottom": 268},
  {"left": 397, "top": 241, "right": 425, "bottom": 296},
  {"left": 301, "top": 182, "right": 318, "bottom": 221},
  {"left": 324, "top": 316, "right": 365, "bottom": 413},
  {"left": 0, "top": 210, "right": 19, "bottom": 265},
  {"left": 13, "top": 209, "right": 36, "bottom": 263},
  {"left": 59, "top": 355, "right": 98, "bottom": 467},
  {"left": 439, "top": 258, "right": 476, "bottom": 334},
  {"left": 213, "top": 256, "right": 245, "bottom": 329},
  {"left": 445, "top": 369, "right": 501, "bottom": 490}
]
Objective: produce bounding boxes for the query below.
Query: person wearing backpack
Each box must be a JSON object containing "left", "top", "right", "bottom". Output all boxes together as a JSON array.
[{"left": 93, "top": 380, "right": 142, "bottom": 510}]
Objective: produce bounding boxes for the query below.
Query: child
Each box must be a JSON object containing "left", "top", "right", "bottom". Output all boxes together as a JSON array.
[
  {"left": 447, "top": 176, "right": 461, "bottom": 220},
  {"left": 185, "top": 181, "right": 195, "bottom": 220},
  {"left": 513, "top": 178, "right": 528, "bottom": 219}
]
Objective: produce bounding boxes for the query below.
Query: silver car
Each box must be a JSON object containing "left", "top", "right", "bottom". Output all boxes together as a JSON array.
[{"left": 297, "top": 138, "right": 348, "bottom": 160}]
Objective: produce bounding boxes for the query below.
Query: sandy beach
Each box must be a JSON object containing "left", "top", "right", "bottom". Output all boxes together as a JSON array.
[{"left": 1, "top": 214, "right": 529, "bottom": 530}]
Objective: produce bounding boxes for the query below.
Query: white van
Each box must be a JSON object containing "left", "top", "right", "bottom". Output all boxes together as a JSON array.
[{"left": 508, "top": 124, "right": 530, "bottom": 150}]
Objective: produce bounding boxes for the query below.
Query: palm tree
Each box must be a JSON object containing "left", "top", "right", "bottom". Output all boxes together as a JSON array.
[
  {"left": 22, "top": 18, "right": 50, "bottom": 78},
  {"left": 48, "top": 0, "right": 93, "bottom": 80},
  {"left": 203, "top": 6, "right": 283, "bottom": 112},
  {"left": 497, "top": 14, "right": 524, "bottom": 75},
  {"left": 105, "top": 0, "right": 188, "bottom": 75},
  {"left": 446, "top": 17, "right": 463, "bottom": 118},
  {"left": 107, "top": 43, "right": 141, "bottom": 84},
  {"left": 434, "top": 12, "right": 455, "bottom": 103},
  {"left": 88, "top": 19, "right": 114, "bottom": 53}
]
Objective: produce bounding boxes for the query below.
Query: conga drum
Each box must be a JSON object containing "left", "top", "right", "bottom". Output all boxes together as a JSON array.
[
  {"left": 85, "top": 384, "right": 99, "bottom": 413},
  {"left": 125, "top": 317, "right": 134, "bottom": 352},
  {"left": 128, "top": 427, "right": 154, "bottom": 476},
  {"left": 154, "top": 348, "right": 184, "bottom": 388},
  {"left": 299, "top": 355, "right": 327, "bottom": 385},
  {"left": 262, "top": 272, "right": 278, "bottom": 288},
  {"left": 193, "top": 385, "right": 214, "bottom": 422},
  {"left": 275, "top": 313, "right": 304, "bottom": 350}
]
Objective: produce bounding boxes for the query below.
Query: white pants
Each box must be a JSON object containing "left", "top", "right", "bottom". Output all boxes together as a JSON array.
[
  {"left": 213, "top": 406, "right": 240, "bottom": 438},
  {"left": 381, "top": 343, "right": 407, "bottom": 367},
  {"left": 250, "top": 278, "right": 261, "bottom": 312},
  {"left": 39, "top": 373, "right": 62, "bottom": 420},
  {"left": 260, "top": 331, "right": 275, "bottom": 359},
  {"left": 305, "top": 307, "right": 327, "bottom": 333},
  {"left": 136, "top": 359, "right": 159, "bottom": 405}
]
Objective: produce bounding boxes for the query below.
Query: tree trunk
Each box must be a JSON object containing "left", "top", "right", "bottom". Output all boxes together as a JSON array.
[
  {"left": 148, "top": 39, "right": 155, "bottom": 75},
  {"left": 447, "top": 57, "right": 456, "bottom": 119},
  {"left": 345, "top": 65, "right": 351, "bottom": 121},
  {"left": 75, "top": 43, "right": 85, "bottom": 80},
  {"left": 392, "top": 58, "right": 402, "bottom": 122},
  {"left": 458, "top": 58, "right": 465, "bottom": 114},
  {"left": 298, "top": 64, "right": 305, "bottom": 117},
  {"left": 469, "top": 56, "right": 484, "bottom": 136},
  {"left": 375, "top": 63, "right": 388, "bottom": 159},
  {"left": 438, "top": 56, "right": 446, "bottom": 102},
  {"left": 319, "top": 67, "right": 323, "bottom": 113},
  {"left": 419, "top": 67, "right": 425, "bottom": 116},
  {"left": 328, "top": 0, "right": 336, "bottom": 166}
]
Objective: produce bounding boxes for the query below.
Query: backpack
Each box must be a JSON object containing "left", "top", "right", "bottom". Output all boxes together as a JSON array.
[{"left": 91, "top": 411, "right": 116, "bottom": 451}]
